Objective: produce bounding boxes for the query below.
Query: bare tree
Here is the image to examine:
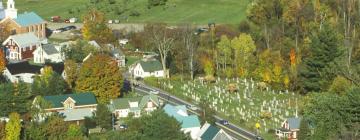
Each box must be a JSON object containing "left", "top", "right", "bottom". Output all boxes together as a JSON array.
[
  {"left": 148, "top": 24, "right": 175, "bottom": 78},
  {"left": 181, "top": 25, "right": 199, "bottom": 80}
]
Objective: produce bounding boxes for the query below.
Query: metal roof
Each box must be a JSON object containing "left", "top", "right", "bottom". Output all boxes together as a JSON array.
[{"left": 14, "top": 12, "right": 45, "bottom": 27}]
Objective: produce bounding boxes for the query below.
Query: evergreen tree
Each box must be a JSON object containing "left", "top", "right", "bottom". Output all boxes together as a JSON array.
[
  {"left": 299, "top": 24, "right": 342, "bottom": 93},
  {"left": 298, "top": 119, "right": 311, "bottom": 140},
  {"left": 94, "top": 104, "right": 112, "bottom": 131}
]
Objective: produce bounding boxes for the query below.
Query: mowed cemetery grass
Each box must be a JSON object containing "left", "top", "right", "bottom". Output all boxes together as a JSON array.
[{"left": 10, "top": 0, "right": 250, "bottom": 24}]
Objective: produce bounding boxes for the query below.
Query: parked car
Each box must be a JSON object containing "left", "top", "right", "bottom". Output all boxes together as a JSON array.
[
  {"left": 256, "top": 136, "right": 264, "bottom": 140},
  {"left": 51, "top": 16, "right": 61, "bottom": 22},
  {"left": 150, "top": 90, "right": 159, "bottom": 95},
  {"left": 69, "top": 18, "right": 77, "bottom": 23},
  {"left": 187, "top": 105, "right": 199, "bottom": 111},
  {"left": 64, "top": 19, "right": 70, "bottom": 23},
  {"left": 52, "top": 28, "right": 65, "bottom": 33},
  {"left": 64, "top": 26, "right": 77, "bottom": 31},
  {"left": 219, "top": 120, "right": 229, "bottom": 125},
  {"left": 119, "top": 124, "right": 128, "bottom": 129}
]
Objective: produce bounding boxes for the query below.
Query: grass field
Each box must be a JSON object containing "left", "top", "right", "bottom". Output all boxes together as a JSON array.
[{"left": 9, "top": 0, "right": 250, "bottom": 24}]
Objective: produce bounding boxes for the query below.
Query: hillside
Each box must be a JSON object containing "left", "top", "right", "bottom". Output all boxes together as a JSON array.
[{"left": 9, "top": 0, "right": 250, "bottom": 24}]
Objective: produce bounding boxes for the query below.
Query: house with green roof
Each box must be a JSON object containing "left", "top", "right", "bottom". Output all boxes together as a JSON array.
[
  {"left": 163, "top": 104, "right": 201, "bottom": 139},
  {"left": 131, "top": 58, "right": 164, "bottom": 78},
  {"left": 108, "top": 94, "right": 160, "bottom": 118},
  {"left": 196, "top": 122, "right": 233, "bottom": 140},
  {"left": 35, "top": 93, "right": 98, "bottom": 124}
]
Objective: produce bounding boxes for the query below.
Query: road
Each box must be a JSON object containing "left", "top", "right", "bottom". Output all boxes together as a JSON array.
[{"left": 133, "top": 82, "right": 260, "bottom": 140}]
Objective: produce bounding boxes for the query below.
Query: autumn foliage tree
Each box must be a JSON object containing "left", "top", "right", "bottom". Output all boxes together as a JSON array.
[
  {"left": 5, "top": 112, "right": 21, "bottom": 140},
  {"left": 82, "top": 9, "right": 115, "bottom": 44},
  {"left": 76, "top": 54, "right": 123, "bottom": 103},
  {"left": 0, "top": 49, "right": 6, "bottom": 73}
]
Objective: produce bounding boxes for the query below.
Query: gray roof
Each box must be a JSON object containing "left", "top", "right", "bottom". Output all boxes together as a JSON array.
[
  {"left": 287, "top": 118, "right": 301, "bottom": 129},
  {"left": 3, "top": 32, "right": 40, "bottom": 48},
  {"left": 109, "top": 95, "right": 160, "bottom": 111},
  {"left": 42, "top": 44, "right": 59, "bottom": 55},
  {"left": 58, "top": 108, "right": 94, "bottom": 121}
]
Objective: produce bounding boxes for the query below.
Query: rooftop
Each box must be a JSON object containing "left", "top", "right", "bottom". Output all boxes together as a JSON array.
[
  {"left": 163, "top": 104, "right": 201, "bottom": 128},
  {"left": 3, "top": 32, "right": 40, "bottom": 48},
  {"left": 139, "top": 59, "right": 162, "bottom": 72},
  {"left": 14, "top": 12, "right": 45, "bottom": 27},
  {"left": 43, "top": 93, "right": 97, "bottom": 108}
]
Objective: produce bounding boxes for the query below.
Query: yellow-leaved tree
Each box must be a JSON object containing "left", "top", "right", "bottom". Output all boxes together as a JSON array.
[
  {"left": 76, "top": 54, "right": 123, "bottom": 103},
  {"left": 5, "top": 112, "right": 21, "bottom": 140},
  {"left": 82, "top": 9, "right": 115, "bottom": 44},
  {"left": 0, "top": 49, "right": 6, "bottom": 73},
  {"left": 231, "top": 33, "right": 256, "bottom": 77}
]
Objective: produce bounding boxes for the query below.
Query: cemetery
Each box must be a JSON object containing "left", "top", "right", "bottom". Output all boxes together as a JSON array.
[{"left": 147, "top": 77, "right": 302, "bottom": 135}]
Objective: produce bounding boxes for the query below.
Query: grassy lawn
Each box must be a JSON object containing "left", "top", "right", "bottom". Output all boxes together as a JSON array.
[
  {"left": 10, "top": 0, "right": 250, "bottom": 24},
  {"left": 125, "top": 56, "right": 141, "bottom": 67},
  {"left": 145, "top": 77, "right": 302, "bottom": 140}
]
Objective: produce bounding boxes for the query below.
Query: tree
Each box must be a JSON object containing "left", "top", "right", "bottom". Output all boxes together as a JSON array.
[
  {"left": 30, "top": 96, "right": 52, "bottom": 122},
  {"left": 64, "top": 59, "right": 78, "bottom": 89},
  {"left": 0, "top": 49, "right": 6, "bottom": 73},
  {"left": 45, "top": 115, "right": 68, "bottom": 139},
  {"left": 216, "top": 35, "right": 232, "bottom": 73},
  {"left": 24, "top": 122, "right": 46, "bottom": 140},
  {"left": 199, "top": 99, "right": 216, "bottom": 124},
  {"left": 147, "top": 24, "right": 175, "bottom": 78},
  {"left": 329, "top": 75, "right": 352, "bottom": 95},
  {"left": 298, "top": 119, "right": 311, "bottom": 140},
  {"left": 66, "top": 124, "right": 83, "bottom": 139},
  {"left": 231, "top": 33, "right": 256, "bottom": 77},
  {"left": 182, "top": 25, "right": 199, "bottom": 80},
  {"left": 76, "top": 54, "right": 123, "bottom": 103},
  {"left": 126, "top": 110, "right": 190, "bottom": 140},
  {"left": 299, "top": 24, "right": 342, "bottom": 93},
  {"left": 63, "top": 40, "right": 97, "bottom": 63},
  {"left": 82, "top": 9, "right": 115, "bottom": 44},
  {"left": 94, "top": 104, "right": 112, "bottom": 131},
  {"left": 0, "top": 121, "right": 5, "bottom": 140},
  {"left": 32, "top": 66, "right": 67, "bottom": 96},
  {"left": 0, "top": 82, "right": 30, "bottom": 116},
  {"left": 5, "top": 112, "right": 21, "bottom": 140}
]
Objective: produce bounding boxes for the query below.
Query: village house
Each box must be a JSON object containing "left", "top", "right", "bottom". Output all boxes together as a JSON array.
[
  {"left": 131, "top": 59, "right": 164, "bottom": 78},
  {"left": 2, "top": 61, "right": 64, "bottom": 83},
  {"left": 0, "top": 0, "right": 46, "bottom": 38},
  {"left": 164, "top": 104, "right": 201, "bottom": 140},
  {"left": 276, "top": 117, "right": 301, "bottom": 140},
  {"left": 108, "top": 95, "right": 160, "bottom": 118},
  {"left": 33, "top": 44, "right": 64, "bottom": 63},
  {"left": 196, "top": 122, "right": 233, "bottom": 140},
  {"left": 39, "top": 93, "right": 98, "bottom": 124},
  {"left": 2, "top": 32, "right": 41, "bottom": 61}
]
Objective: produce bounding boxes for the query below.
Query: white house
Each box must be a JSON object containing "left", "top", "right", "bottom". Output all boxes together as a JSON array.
[
  {"left": 2, "top": 61, "right": 65, "bottom": 83},
  {"left": 108, "top": 95, "right": 160, "bottom": 118},
  {"left": 276, "top": 117, "right": 301, "bottom": 140},
  {"left": 132, "top": 59, "right": 164, "bottom": 78},
  {"left": 196, "top": 122, "right": 233, "bottom": 140},
  {"left": 164, "top": 104, "right": 201, "bottom": 139},
  {"left": 33, "top": 44, "right": 63, "bottom": 63}
]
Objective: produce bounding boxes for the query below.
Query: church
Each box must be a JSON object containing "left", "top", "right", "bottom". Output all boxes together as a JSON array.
[{"left": 0, "top": 0, "right": 46, "bottom": 39}]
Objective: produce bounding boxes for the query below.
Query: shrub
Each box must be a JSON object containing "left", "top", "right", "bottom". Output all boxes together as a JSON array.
[{"left": 129, "top": 10, "right": 140, "bottom": 17}]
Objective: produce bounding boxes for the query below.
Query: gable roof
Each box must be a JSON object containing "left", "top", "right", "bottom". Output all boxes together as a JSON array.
[
  {"left": 3, "top": 32, "right": 40, "bottom": 48},
  {"left": 201, "top": 125, "right": 220, "bottom": 140},
  {"left": 43, "top": 93, "right": 97, "bottom": 108},
  {"left": 163, "top": 104, "right": 201, "bottom": 128},
  {"left": 42, "top": 44, "right": 59, "bottom": 55},
  {"left": 109, "top": 95, "right": 159, "bottom": 111},
  {"left": 139, "top": 60, "right": 162, "bottom": 72},
  {"left": 287, "top": 118, "right": 301, "bottom": 129},
  {"left": 14, "top": 12, "right": 45, "bottom": 27}
]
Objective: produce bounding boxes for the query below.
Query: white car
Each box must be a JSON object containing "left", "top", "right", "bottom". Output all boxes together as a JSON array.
[
  {"left": 188, "top": 105, "right": 198, "bottom": 111},
  {"left": 150, "top": 90, "right": 159, "bottom": 95}
]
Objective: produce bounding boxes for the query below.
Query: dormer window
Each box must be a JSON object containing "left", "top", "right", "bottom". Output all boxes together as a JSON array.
[{"left": 63, "top": 97, "right": 76, "bottom": 110}]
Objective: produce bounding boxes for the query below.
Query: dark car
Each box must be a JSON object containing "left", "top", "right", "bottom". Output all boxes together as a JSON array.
[
  {"left": 219, "top": 120, "right": 229, "bottom": 125},
  {"left": 64, "top": 26, "right": 77, "bottom": 31}
]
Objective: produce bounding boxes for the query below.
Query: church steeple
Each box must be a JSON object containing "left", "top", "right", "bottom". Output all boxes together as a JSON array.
[{"left": 5, "top": 0, "right": 17, "bottom": 19}]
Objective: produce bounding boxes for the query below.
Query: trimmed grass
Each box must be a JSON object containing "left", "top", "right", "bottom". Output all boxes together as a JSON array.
[{"left": 10, "top": 0, "right": 250, "bottom": 24}]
